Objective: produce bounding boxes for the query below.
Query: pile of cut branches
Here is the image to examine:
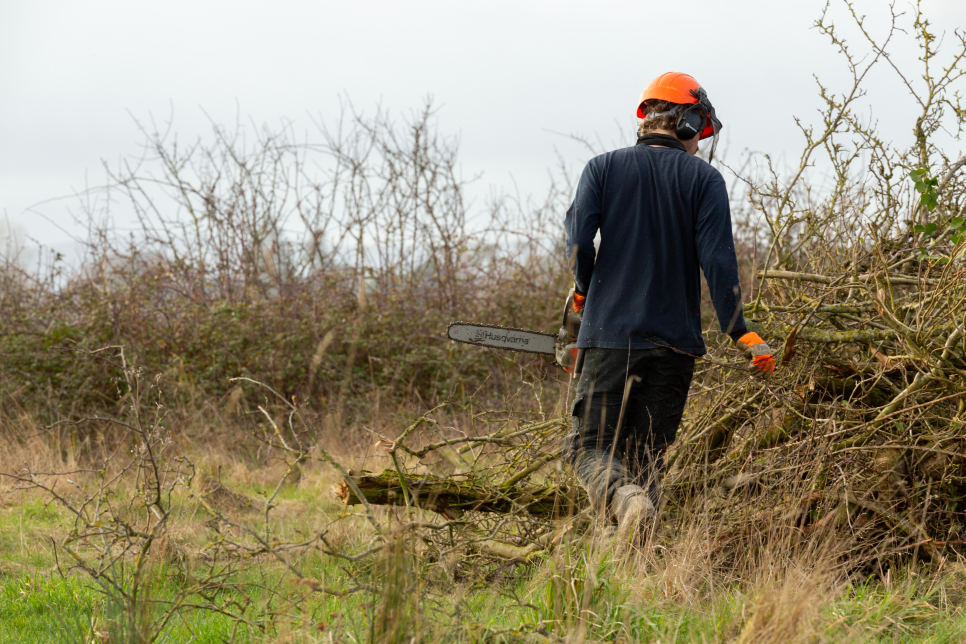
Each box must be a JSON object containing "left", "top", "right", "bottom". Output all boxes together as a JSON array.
[{"left": 661, "top": 1, "right": 966, "bottom": 570}]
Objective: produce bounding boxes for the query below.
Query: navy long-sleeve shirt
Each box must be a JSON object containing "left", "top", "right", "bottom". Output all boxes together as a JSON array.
[{"left": 564, "top": 142, "right": 747, "bottom": 354}]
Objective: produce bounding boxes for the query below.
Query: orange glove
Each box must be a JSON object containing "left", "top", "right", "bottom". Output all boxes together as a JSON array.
[
  {"left": 573, "top": 291, "right": 586, "bottom": 313},
  {"left": 736, "top": 332, "right": 775, "bottom": 375}
]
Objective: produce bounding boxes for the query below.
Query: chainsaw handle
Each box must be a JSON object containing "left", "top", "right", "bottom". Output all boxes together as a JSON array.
[{"left": 562, "top": 289, "right": 582, "bottom": 342}]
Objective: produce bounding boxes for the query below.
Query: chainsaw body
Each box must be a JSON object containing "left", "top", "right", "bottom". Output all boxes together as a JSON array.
[{"left": 555, "top": 289, "right": 582, "bottom": 373}]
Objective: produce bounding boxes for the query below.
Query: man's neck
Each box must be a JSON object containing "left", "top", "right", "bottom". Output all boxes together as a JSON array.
[
  {"left": 637, "top": 132, "right": 686, "bottom": 153},
  {"left": 647, "top": 129, "right": 678, "bottom": 147},
  {"left": 646, "top": 128, "right": 698, "bottom": 156}
]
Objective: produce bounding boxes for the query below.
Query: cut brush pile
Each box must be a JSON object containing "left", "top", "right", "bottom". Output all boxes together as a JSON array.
[{"left": 336, "top": 212, "right": 966, "bottom": 573}]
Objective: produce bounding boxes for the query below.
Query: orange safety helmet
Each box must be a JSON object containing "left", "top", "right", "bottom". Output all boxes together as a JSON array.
[{"left": 637, "top": 72, "right": 717, "bottom": 140}]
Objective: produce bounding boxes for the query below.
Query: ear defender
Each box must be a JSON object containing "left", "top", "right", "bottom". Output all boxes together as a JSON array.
[{"left": 674, "top": 103, "right": 708, "bottom": 141}]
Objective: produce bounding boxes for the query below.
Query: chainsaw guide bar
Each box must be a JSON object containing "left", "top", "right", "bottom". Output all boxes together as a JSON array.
[{"left": 447, "top": 322, "right": 557, "bottom": 356}]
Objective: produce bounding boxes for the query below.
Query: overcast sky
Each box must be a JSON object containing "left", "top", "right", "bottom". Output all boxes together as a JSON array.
[{"left": 2, "top": 0, "right": 964, "bottom": 255}]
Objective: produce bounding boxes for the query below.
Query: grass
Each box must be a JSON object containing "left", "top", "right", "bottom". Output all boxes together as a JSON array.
[
  {"left": 2, "top": 546, "right": 965, "bottom": 643},
  {"left": 2, "top": 447, "right": 966, "bottom": 644}
]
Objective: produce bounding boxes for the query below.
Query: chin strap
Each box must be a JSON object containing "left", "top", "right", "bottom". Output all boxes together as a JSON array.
[{"left": 636, "top": 133, "right": 687, "bottom": 152}]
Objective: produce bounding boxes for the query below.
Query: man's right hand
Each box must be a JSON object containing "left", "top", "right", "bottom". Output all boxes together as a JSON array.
[
  {"left": 736, "top": 332, "right": 775, "bottom": 375},
  {"left": 556, "top": 289, "right": 584, "bottom": 373},
  {"left": 561, "top": 288, "right": 583, "bottom": 344},
  {"left": 572, "top": 289, "right": 586, "bottom": 313}
]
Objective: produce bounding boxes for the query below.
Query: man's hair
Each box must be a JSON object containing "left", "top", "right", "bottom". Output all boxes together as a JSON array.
[{"left": 637, "top": 100, "right": 683, "bottom": 137}]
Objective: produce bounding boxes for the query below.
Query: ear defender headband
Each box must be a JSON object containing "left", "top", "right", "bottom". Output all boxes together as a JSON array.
[{"left": 645, "top": 87, "right": 724, "bottom": 162}]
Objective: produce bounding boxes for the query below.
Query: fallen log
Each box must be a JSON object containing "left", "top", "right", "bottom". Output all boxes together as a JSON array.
[
  {"left": 747, "top": 318, "right": 897, "bottom": 344},
  {"left": 332, "top": 469, "right": 585, "bottom": 519},
  {"left": 756, "top": 269, "right": 938, "bottom": 287}
]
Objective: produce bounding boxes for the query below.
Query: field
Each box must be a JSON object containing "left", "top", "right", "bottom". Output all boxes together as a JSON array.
[
  {"left": 3, "top": 415, "right": 966, "bottom": 644},
  {"left": 3, "top": 2, "right": 966, "bottom": 642}
]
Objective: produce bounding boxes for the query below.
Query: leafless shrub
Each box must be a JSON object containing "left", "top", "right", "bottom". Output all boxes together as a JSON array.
[{"left": 0, "top": 98, "right": 572, "bottom": 424}]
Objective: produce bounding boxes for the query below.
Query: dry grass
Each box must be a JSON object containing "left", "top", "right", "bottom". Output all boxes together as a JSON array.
[{"left": 2, "top": 398, "right": 966, "bottom": 643}]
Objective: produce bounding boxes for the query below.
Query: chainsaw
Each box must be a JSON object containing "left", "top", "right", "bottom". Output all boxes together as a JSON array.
[{"left": 447, "top": 290, "right": 584, "bottom": 374}]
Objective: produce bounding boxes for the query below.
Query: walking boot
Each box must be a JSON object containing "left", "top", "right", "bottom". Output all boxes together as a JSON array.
[{"left": 611, "top": 484, "right": 655, "bottom": 545}]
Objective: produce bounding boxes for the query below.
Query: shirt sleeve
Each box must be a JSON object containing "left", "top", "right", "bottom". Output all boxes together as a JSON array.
[
  {"left": 695, "top": 172, "right": 748, "bottom": 342},
  {"left": 564, "top": 161, "right": 603, "bottom": 296}
]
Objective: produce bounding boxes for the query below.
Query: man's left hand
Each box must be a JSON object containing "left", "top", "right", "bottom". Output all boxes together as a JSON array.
[{"left": 736, "top": 332, "right": 775, "bottom": 375}]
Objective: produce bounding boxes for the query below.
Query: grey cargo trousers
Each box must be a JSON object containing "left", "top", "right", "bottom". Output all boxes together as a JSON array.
[{"left": 563, "top": 347, "right": 695, "bottom": 522}]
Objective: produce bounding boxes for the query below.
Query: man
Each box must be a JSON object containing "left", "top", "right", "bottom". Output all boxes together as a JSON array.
[{"left": 563, "top": 72, "right": 775, "bottom": 539}]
